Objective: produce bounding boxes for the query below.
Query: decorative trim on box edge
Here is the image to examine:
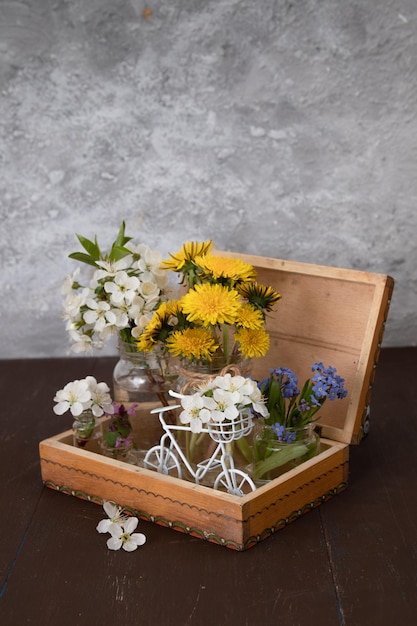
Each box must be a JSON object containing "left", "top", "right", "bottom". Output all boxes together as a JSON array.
[
  {"left": 42, "top": 471, "right": 348, "bottom": 551},
  {"left": 40, "top": 456, "right": 348, "bottom": 523}
]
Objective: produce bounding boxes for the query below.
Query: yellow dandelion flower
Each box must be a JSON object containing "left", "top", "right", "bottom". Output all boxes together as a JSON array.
[
  {"left": 165, "top": 328, "right": 218, "bottom": 360},
  {"left": 155, "top": 300, "right": 183, "bottom": 322},
  {"left": 236, "top": 303, "right": 265, "bottom": 329},
  {"left": 194, "top": 254, "right": 257, "bottom": 283},
  {"left": 136, "top": 300, "right": 183, "bottom": 351},
  {"left": 237, "top": 282, "right": 282, "bottom": 313},
  {"left": 234, "top": 327, "right": 270, "bottom": 358},
  {"left": 160, "top": 240, "right": 214, "bottom": 272},
  {"left": 181, "top": 283, "right": 241, "bottom": 326},
  {"left": 136, "top": 332, "right": 156, "bottom": 352}
]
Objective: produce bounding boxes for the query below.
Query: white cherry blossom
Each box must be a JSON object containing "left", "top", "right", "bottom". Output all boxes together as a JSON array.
[
  {"left": 67, "top": 329, "right": 96, "bottom": 353},
  {"left": 248, "top": 385, "right": 270, "bottom": 417},
  {"left": 211, "top": 388, "right": 240, "bottom": 422},
  {"left": 94, "top": 257, "right": 131, "bottom": 280},
  {"left": 106, "top": 517, "right": 147, "bottom": 552},
  {"left": 179, "top": 393, "right": 217, "bottom": 433},
  {"left": 104, "top": 271, "right": 140, "bottom": 306},
  {"left": 53, "top": 376, "right": 115, "bottom": 417},
  {"left": 53, "top": 379, "right": 91, "bottom": 416},
  {"left": 96, "top": 501, "right": 129, "bottom": 533},
  {"left": 61, "top": 268, "right": 80, "bottom": 295},
  {"left": 85, "top": 376, "right": 114, "bottom": 416},
  {"left": 130, "top": 313, "right": 154, "bottom": 338},
  {"left": 83, "top": 300, "right": 117, "bottom": 333},
  {"left": 62, "top": 287, "right": 91, "bottom": 321},
  {"left": 139, "top": 280, "right": 160, "bottom": 298}
]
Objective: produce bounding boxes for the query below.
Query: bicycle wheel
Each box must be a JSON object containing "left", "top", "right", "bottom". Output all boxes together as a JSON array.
[
  {"left": 213, "top": 469, "right": 256, "bottom": 496},
  {"left": 144, "top": 445, "right": 182, "bottom": 479}
]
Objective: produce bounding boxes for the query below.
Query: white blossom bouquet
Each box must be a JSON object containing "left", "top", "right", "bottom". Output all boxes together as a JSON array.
[
  {"left": 171, "top": 372, "right": 269, "bottom": 434},
  {"left": 53, "top": 376, "right": 114, "bottom": 417},
  {"left": 62, "top": 221, "right": 170, "bottom": 353}
]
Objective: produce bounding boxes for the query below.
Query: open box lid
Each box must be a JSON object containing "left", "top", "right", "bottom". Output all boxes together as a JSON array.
[{"left": 217, "top": 251, "right": 394, "bottom": 445}]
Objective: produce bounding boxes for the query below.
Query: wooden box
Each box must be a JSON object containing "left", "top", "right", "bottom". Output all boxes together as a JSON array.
[{"left": 39, "top": 253, "right": 394, "bottom": 550}]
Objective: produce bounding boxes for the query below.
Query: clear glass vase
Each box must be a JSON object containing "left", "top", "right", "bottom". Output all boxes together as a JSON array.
[
  {"left": 176, "top": 354, "right": 252, "bottom": 394},
  {"left": 113, "top": 340, "right": 179, "bottom": 403},
  {"left": 72, "top": 410, "right": 102, "bottom": 449},
  {"left": 100, "top": 440, "right": 135, "bottom": 462},
  {"left": 100, "top": 408, "right": 136, "bottom": 462},
  {"left": 249, "top": 422, "right": 320, "bottom": 484},
  {"left": 172, "top": 356, "right": 253, "bottom": 483}
]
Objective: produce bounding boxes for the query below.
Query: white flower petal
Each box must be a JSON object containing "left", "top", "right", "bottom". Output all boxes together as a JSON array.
[
  {"left": 107, "top": 536, "right": 122, "bottom": 550},
  {"left": 190, "top": 417, "right": 202, "bottom": 433},
  {"left": 53, "top": 402, "right": 69, "bottom": 415},
  {"left": 199, "top": 408, "right": 211, "bottom": 424},
  {"left": 123, "top": 517, "right": 139, "bottom": 533},
  {"left": 131, "top": 533, "right": 147, "bottom": 547},
  {"left": 108, "top": 522, "right": 124, "bottom": 538},
  {"left": 96, "top": 519, "right": 112, "bottom": 533},
  {"left": 123, "top": 533, "right": 146, "bottom": 552},
  {"left": 70, "top": 401, "right": 85, "bottom": 416},
  {"left": 103, "top": 501, "right": 118, "bottom": 518}
]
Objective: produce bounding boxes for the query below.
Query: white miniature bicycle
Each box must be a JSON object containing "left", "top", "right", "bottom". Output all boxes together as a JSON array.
[{"left": 144, "top": 404, "right": 256, "bottom": 496}]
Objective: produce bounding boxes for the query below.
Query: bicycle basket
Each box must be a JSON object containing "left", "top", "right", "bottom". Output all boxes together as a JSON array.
[{"left": 207, "top": 410, "right": 254, "bottom": 442}]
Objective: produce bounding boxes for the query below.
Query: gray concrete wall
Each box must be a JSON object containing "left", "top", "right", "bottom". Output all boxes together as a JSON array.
[{"left": 1, "top": 0, "right": 416, "bottom": 358}]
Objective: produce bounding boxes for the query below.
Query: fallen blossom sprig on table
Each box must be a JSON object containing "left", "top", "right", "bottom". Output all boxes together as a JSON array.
[{"left": 96, "top": 501, "right": 146, "bottom": 552}]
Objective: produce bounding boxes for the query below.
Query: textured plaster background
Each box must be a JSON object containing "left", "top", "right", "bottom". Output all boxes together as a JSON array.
[{"left": 0, "top": 0, "right": 416, "bottom": 358}]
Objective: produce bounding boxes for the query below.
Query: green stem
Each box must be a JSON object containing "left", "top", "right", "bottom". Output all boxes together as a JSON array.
[
  {"left": 236, "top": 437, "right": 253, "bottom": 463},
  {"left": 253, "top": 443, "right": 308, "bottom": 480},
  {"left": 222, "top": 324, "right": 229, "bottom": 362},
  {"left": 185, "top": 429, "right": 191, "bottom": 460}
]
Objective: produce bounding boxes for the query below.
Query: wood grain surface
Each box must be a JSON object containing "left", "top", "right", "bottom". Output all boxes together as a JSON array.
[{"left": 1, "top": 349, "right": 416, "bottom": 625}]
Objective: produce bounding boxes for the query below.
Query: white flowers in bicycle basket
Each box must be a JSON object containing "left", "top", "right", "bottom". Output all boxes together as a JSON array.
[{"left": 173, "top": 373, "right": 269, "bottom": 434}]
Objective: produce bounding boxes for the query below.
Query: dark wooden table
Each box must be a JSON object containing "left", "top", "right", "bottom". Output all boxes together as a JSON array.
[{"left": 1, "top": 348, "right": 416, "bottom": 625}]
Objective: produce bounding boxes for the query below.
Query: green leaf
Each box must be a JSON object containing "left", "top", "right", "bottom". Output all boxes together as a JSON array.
[
  {"left": 114, "top": 221, "right": 126, "bottom": 246},
  {"left": 104, "top": 431, "right": 119, "bottom": 447},
  {"left": 299, "top": 379, "right": 312, "bottom": 400},
  {"left": 68, "top": 252, "right": 98, "bottom": 267},
  {"left": 236, "top": 437, "right": 253, "bottom": 463},
  {"left": 266, "top": 377, "right": 281, "bottom": 408},
  {"left": 75, "top": 234, "right": 101, "bottom": 260},
  {"left": 114, "top": 221, "right": 133, "bottom": 248},
  {"left": 253, "top": 443, "right": 309, "bottom": 479},
  {"left": 109, "top": 244, "right": 132, "bottom": 262}
]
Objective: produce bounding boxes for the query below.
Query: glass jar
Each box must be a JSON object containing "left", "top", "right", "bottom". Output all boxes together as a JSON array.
[
  {"left": 250, "top": 422, "right": 320, "bottom": 483},
  {"left": 72, "top": 410, "right": 102, "bottom": 449},
  {"left": 176, "top": 355, "right": 252, "bottom": 394},
  {"left": 171, "top": 356, "right": 252, "bottom": 480},
  {"left": 113, "top": 340, "right": 179, "bottom": 403},
  {"left": 100, "top": 440, "right": 135, "bottom": 462}
]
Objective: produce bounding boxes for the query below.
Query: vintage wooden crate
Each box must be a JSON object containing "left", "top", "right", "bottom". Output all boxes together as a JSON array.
[{"left": 39, "top": 253, "right": 394, "bottom": 550}]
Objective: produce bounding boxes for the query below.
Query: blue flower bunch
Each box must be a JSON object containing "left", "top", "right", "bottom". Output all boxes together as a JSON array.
[{"left": 258, "top": 362, "right": 348, "bottom": 441}]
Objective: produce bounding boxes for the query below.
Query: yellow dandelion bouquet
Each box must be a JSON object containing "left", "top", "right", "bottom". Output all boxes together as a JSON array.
[{"left": 136, "top": 240, "right": 282, "bottom": 373}]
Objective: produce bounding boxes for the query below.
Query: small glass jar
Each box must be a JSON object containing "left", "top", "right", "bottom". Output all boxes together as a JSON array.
[
  {"left": 72, "top": 410, "right": 102, "bottom": 449},
  {"left": 100, "top": 440, "right": 135, "bottom": 462},
  {"left": 250, "top": 422, "right": 320, "bottom": 483}
]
